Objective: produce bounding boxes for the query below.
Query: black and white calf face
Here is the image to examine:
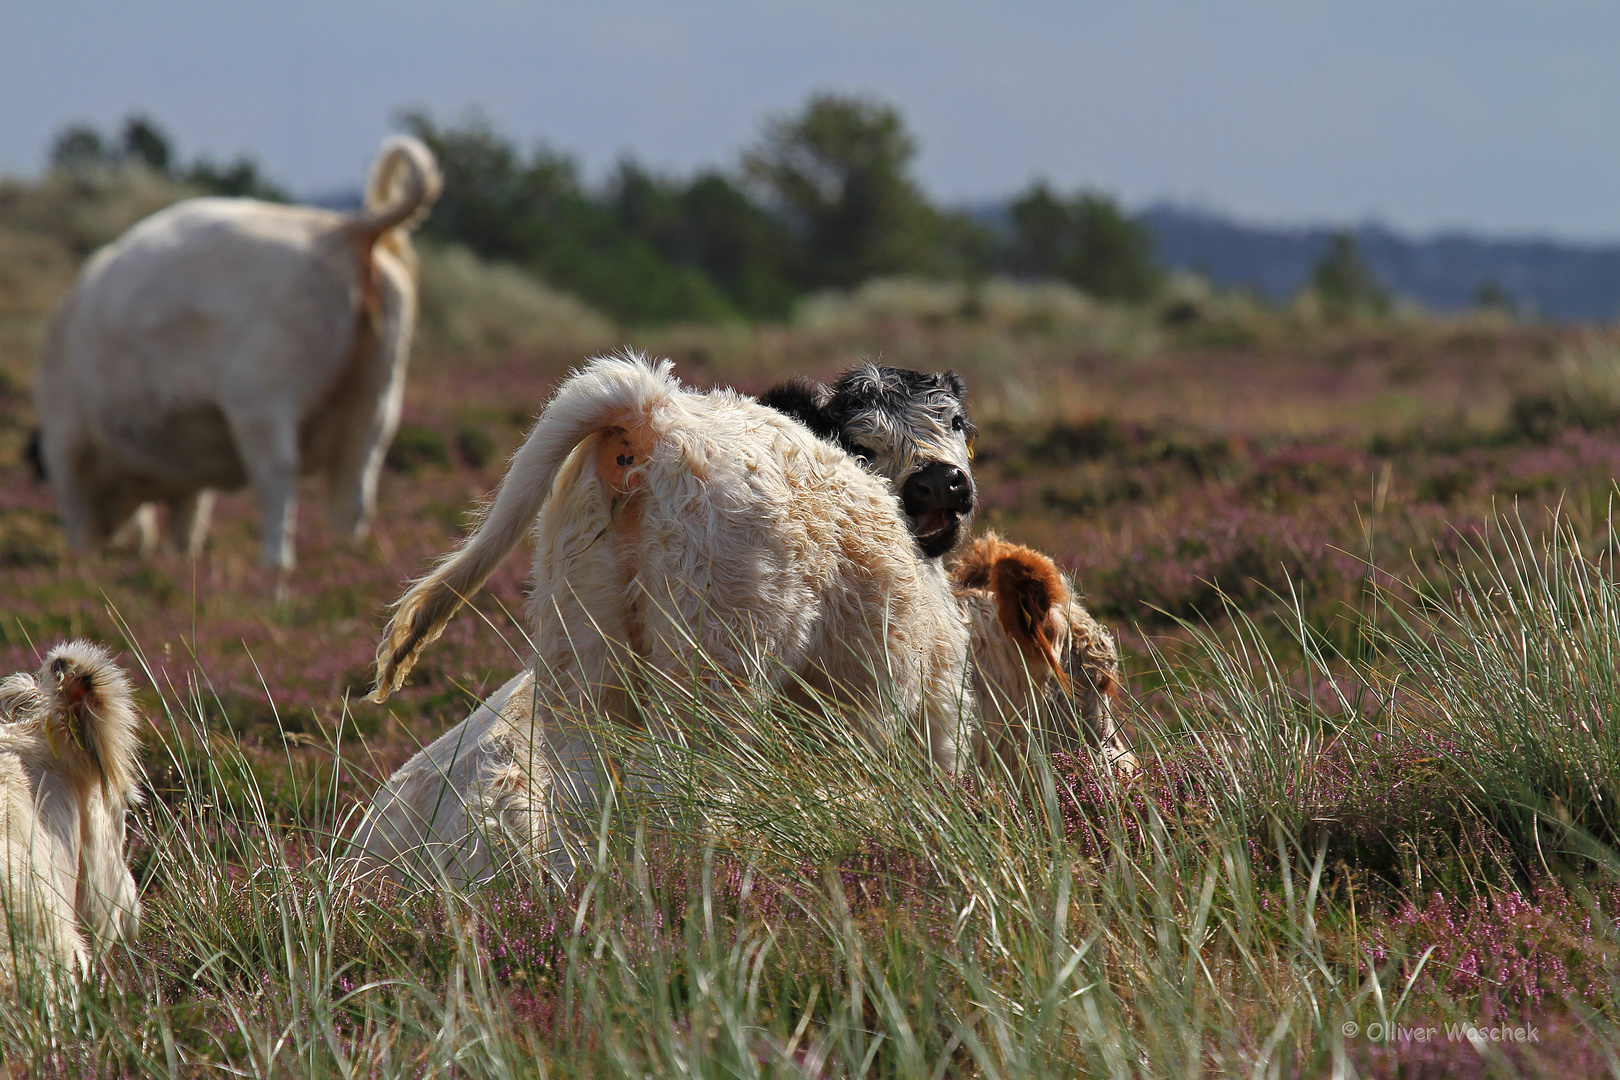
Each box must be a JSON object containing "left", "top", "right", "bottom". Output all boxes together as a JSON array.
[{"left": 760, "top": 364, "right": 978, "bottom": 558}]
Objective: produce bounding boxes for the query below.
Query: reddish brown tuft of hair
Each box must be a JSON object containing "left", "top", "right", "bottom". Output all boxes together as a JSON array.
[{"left": 952, "top": 534, "right": 1073, "bottom": 690}]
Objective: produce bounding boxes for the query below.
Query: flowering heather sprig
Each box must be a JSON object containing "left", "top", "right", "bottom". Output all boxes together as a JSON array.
[
  {"left": 1090, "top": 500, "right": 1366, "bottom": 626},
  {"left": 1051, "top": 745, "right": 1222, "bottom": 860},
  {"left": 462, "top": 824, "right": 972, "bottom": 1042},
  {"left": 1052, "top": 719, "right": 1512, "bottom": 900},
  {"left": 1363, "top": 877, "right": 1620, "bottom": 1015}
]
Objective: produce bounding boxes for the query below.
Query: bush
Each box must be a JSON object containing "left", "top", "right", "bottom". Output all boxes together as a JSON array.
[
  {"left": 1006, "top": 182, "right": 1160, "bottom": 301},
  {"left": 1384, "top": 515, "right": 1620, "bottom": 859},
  {"left": 744, "top": 93, "right": 970, "bottom": 289},
  {"left": 1506, "top": 338, "right": 1620, "bottom": 442},
  {"left": 403, "top": 111, "right": 780, "bottom": 325},
  {"left": 414, "top": 243, "right": 614, "bottom": 356},
  {"left": 384, "top": 422, "right": 450, "bottom": 473},
  {"left": 1310, "top": 232, "right": 1389, "bottom": 317},
  {"left": 47, "top": 114, "right": 286, "bottom": 201}
]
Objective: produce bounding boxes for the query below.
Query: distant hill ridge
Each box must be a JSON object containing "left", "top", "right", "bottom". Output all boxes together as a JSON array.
[{"left": 1139, "top": 204, "right": 1620, "bottom": 322}]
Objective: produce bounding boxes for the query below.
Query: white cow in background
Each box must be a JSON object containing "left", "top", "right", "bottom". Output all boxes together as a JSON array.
[
  {"left": 0, "top": 641, "right": 143, "bottom": 992},
  {"left": 33, "top": 135, "right": 441, "bottom": 569}
]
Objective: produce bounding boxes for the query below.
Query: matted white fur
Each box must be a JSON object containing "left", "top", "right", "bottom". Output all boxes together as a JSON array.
[
  {"left": 34, "top": 136, "right": 441, "bottom": 569},
  {"left": 347, "top": 670, "right": 549, "bottom": 887},
  {"left": 357, "top": 354, "right": 974, "bottom": 882},
  {"left": 0, "top": 641, "right": 143, "bottom": 990}
]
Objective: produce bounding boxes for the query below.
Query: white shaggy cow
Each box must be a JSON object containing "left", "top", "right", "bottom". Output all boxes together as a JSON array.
[
  {"left": 0, "top": 642, "right": 143, "bottom": 991},
  {"left": 348, "top": 535, "right": 1136, "bottom": 887},
  {"left": 347, "top": 538, "right": 1137, "bottom": 887},
  {"left": 33, "top": 136, "right": 442, "bottom": 569},
  {"left": 351, "top": 364, "right": 1137, "bottom": 885},
  {"left": 357, "top": 353, "right": 974, "bottom": 883}
]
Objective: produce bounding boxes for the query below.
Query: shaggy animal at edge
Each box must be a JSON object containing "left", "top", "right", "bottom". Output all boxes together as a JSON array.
[
  {"left": 0, "top": 642, "right": 142, "bottom": 990},
  {"left": 353, "top": 354, "right": 973, "bottom": 883},
  {"left": 33, "top": 136, "right": 442, "bottom": 569}
]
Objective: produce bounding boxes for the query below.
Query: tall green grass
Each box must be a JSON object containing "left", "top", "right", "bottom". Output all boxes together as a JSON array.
[
  {"left": 1381, "top": 512, "right": 1620, "bottom": 869},
  {"left": 4, "top": 516, "right": 1620, "bottom": 1077}
]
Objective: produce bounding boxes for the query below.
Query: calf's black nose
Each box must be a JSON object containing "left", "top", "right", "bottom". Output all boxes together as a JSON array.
[{"left": 901, "top": 462, "right": 975, "bottom": 514}]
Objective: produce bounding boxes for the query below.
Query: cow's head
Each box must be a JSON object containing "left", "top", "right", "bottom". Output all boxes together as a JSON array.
[{"left": 760, "top": 364, "right": 977, "bottom": 558}]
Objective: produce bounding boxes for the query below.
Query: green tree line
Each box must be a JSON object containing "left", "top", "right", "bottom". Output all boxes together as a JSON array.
[
  {"left": 399, "top": 96, "right": 1162, "bottom": 323},
  {"left": 63, "top": 95, "right": 1424, "bottom": 326},
  {"left": 50, "top": 114, "right": 289, "bottom": 202}
]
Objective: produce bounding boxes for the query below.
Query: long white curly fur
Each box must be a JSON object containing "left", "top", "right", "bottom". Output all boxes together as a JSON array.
[{"left": 0, "top": 641, "right": 143, "bottom": 990}]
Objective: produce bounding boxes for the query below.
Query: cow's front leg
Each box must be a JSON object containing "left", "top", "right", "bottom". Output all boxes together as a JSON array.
[{"left": 231, "top": 414, "right": 301, "bottom": 570}]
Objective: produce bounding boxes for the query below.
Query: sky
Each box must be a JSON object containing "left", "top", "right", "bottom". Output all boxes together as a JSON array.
[{"left": 2, "top": 2, "right": 1617, "bottom": 243}]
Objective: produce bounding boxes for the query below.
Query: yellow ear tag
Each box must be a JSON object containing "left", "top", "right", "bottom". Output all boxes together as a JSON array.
[
  {"left": 66, "top": 704, "right": 87, "bottom": 751},
  {"left": 44, "top": 719, "right": 66, "bottom": 760}
]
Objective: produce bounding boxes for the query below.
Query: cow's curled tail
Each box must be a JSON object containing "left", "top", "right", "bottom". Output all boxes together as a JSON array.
[
  {"left": 345, "top": 135, "right": 443, "bottom": 243},
  {"left": 371, "top": 354, "right": 678, "bottom": 701}
]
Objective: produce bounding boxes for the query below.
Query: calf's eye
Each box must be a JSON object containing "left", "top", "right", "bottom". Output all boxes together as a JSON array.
[{"left": 951, "top": 416, "right": 965, "bottom": 432}]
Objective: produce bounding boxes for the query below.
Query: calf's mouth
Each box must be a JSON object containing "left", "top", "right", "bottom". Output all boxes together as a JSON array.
[
  {"left": 901, "top": 461, "right": 975, "bottom": 559},
  {"left": 911, "top": 508, "right": 966, "bottom": 558}
]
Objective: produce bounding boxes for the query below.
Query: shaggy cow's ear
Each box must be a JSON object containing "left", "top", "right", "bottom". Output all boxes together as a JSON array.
[
  {"left": 758, "top": 377, "right": 839, "bottom": 440},
  {"left": 984, "top": 544, "right": 1072, "bottom": 690},
  {"left": 991, "top": 551, "right": 1063, "bottom": 644},
  {"left": 941, "top": 371, "right": 969, "bottom": 403}
]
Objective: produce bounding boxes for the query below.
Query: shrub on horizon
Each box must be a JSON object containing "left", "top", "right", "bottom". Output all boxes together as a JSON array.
[
  {"left": 1310, "top": 231, "right": 1390, "bottom": 318},
  {"left": 1006, "top": 182, "right": 1161, "bottom": 303},
  {"left": 47, "top": 114, "right": 287, "bottom": 202}
]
